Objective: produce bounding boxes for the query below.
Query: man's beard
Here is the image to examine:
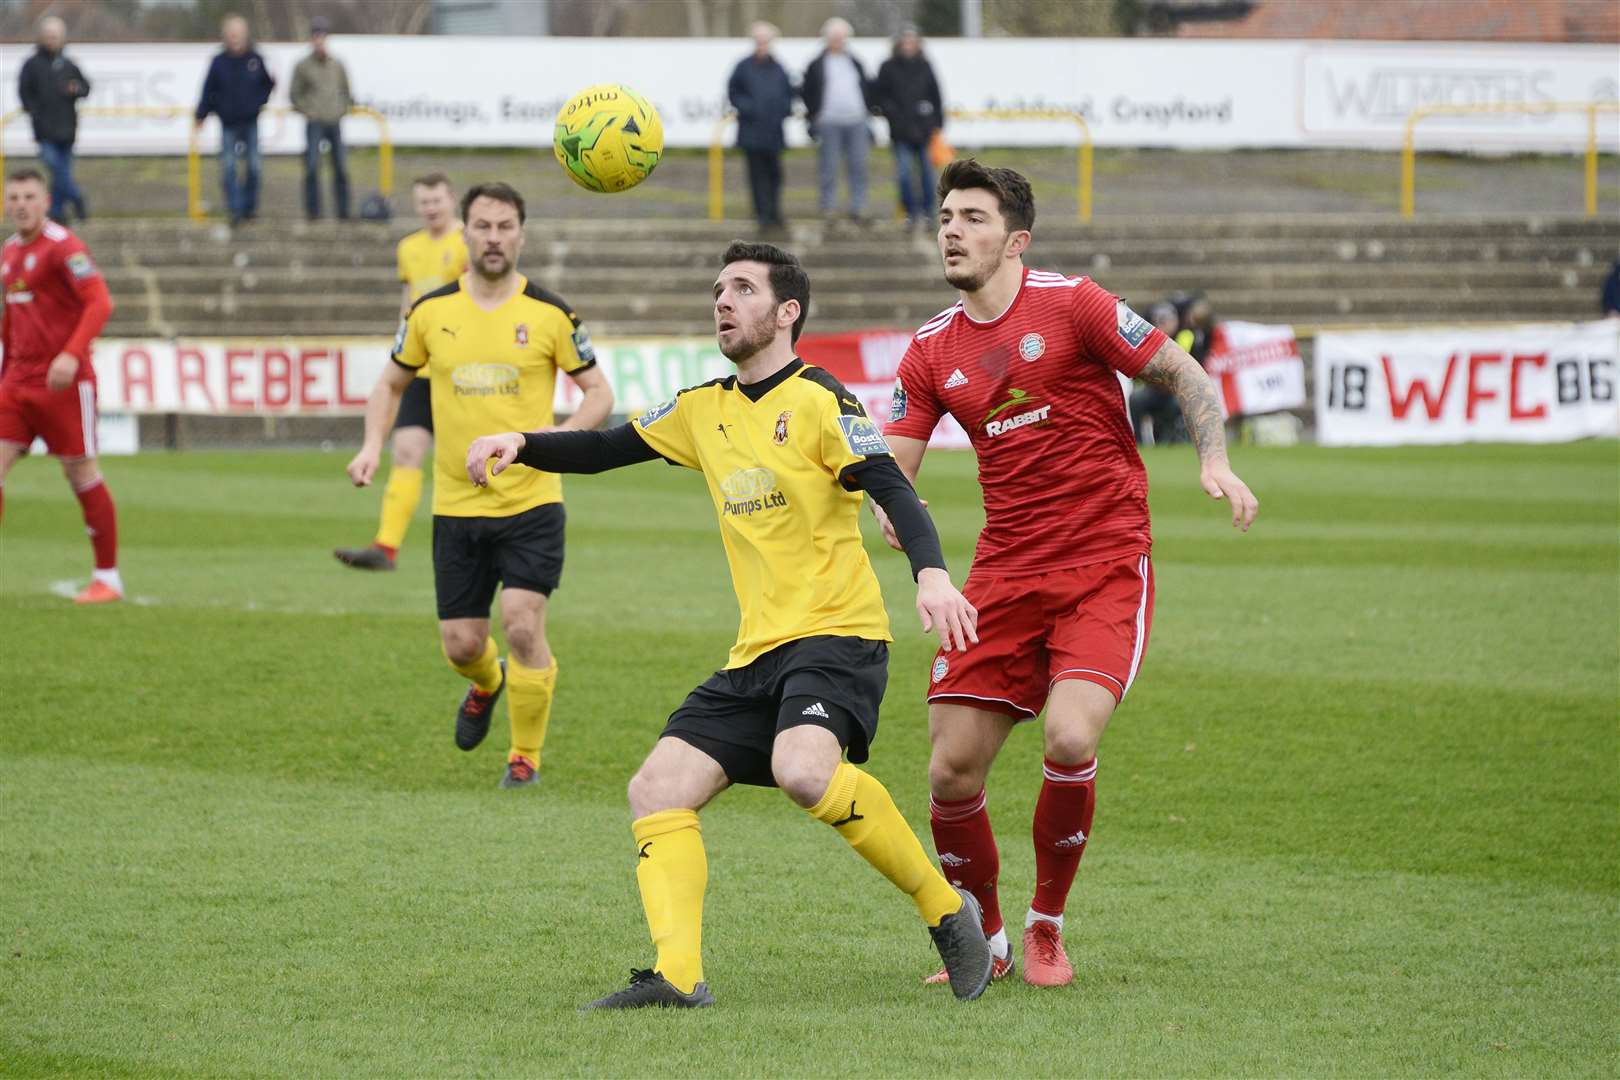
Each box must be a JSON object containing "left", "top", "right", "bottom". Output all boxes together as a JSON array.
[
  {"left": 718, "top": 309, "right": 779, "bottom": 362},
  {"left": 943, "top": 256, "right": 993, "bottom": 293},
  {"left": 475, "top": 252, "right": 512, "bottom": 280}
]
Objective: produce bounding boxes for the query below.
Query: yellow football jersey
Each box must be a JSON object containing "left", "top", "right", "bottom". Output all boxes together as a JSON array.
[
  {"left": 396, "top": 228, "right": 469, "bottom": 381},
  {"left": 631, "top": 360, "right": 893, "bottom": 668},
  {"left": 393, "top": 277, "right": 596, "bottom": 517}
]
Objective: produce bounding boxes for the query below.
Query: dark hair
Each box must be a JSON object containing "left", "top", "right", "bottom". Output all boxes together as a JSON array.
[
  {"left": 6, "top": 167, "right": 46, "bottom": 186},
  {"left": 937, "top": 158, "right": 1035, "bottom": 233},
  {"left": 460, "top": 181, "right": 525, "bottom": 224},
  {"left": 412, "top": 171, "right": 452, "bottom": 191},
  {"left": 720, "top": 240, "right": 810, "bottom": 344}
]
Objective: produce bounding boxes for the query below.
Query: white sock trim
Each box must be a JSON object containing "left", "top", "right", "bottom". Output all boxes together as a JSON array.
[
  {"left": 1026, "top": 909, "right": 1064, "bottom": 931},
  {"left": 989, "top": 927, "right": 1010, "bottom": 960},
  {"left": 92, "top": 568, "right": 124, "bottom": 593}
]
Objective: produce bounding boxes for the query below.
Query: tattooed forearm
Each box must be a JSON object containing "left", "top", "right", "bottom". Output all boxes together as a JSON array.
[{"left": 1137, "top": 340, "right": 1227, "bottom": 462}]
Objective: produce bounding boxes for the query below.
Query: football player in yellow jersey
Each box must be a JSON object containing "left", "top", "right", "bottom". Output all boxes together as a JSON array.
[
  {"left": 335, "top": 173, "right": 469, "bottom": 571},
  {"left": 347, "top": 181, "right": 614, "bottom": 788},
  {"left": 466, "top": 241, "right": 992, "bottom": 1009}
]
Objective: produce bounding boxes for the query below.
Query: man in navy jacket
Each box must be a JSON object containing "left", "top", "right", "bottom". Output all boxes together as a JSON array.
[
  {"left": 195, "top": 14, "right": 275, "bottom": 226},
  {"left": 17, "top": 16, "right": 91, "bottom": 222},
  {"left": 727, "top": 22, "right": 794, "bottom": 231}
]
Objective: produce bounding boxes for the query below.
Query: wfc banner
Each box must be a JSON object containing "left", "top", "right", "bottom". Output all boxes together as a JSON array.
[
  {"left": 1314, "top": 321, "right": 1619, "bottom": 446},
  {"left": 1203, "top": 321, "right": 1305, "bottom": 419}
]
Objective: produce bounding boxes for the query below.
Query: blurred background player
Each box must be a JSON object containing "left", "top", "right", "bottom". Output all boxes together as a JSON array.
[
  {"left": 465, "top": 240, "right": 990, "bottom": 1009},
  {"left": 346, "top": 181, "right": 613, "bottom": 788},
  {"left": 878, "top": 160, "right": 1258, "bottom": 988},
  {"left": 0, "top": 167, "right": 118, "bottom": 603},
  {"left": 335, "top": 173, "right": 466, "bottom": 570}
]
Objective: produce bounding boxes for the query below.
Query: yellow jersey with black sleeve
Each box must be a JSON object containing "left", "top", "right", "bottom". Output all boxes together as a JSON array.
[
  {"left": 630, "top": 359, "right": 893, "bottom": 668},
  {"left": 395, "top": 228, "right": 469, "bottom": 381},
  {"left": 393, "top": 277, "right": 597, "bottom": 518}
]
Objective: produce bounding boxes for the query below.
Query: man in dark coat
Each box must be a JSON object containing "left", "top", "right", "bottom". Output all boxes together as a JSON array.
[
  {"left": 799, "top": 17, "right": 875, "bottom": 224},
  {"left": 727, "top": 22, "right": 794, "bottom": 231},
  {"left": 194, "top": 13, "right": 276, "bottom": 227},
  {"left": 874, "top": 26, "right": 944, "bottom": 230},
  {"left": 17, "top": 16, "right": 91, "bottom": 222}
]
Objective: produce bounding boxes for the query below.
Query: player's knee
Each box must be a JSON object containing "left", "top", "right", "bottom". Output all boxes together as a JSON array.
[
  {"left": 440, "top": 629, "right": 484, "bottom": 666},
  {"left": 928, "top": 749, "right": 986, "bottom": 801},
  {"left": 1044, "top": 724, "right": 1101, "bottom": 766},
  {"left": 504, "top": 624, "right": 536, "bottom": 659},
  {"left": 627, "top": 765, "right": 680, "bottom": 817},
  {"left": 771, "top": 753, "right": 836, "bottom": 809}
]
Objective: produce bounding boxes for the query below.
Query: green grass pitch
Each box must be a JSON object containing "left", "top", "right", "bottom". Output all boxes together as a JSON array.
[{"left": 1, "top": 441, "right": 1615, "bottom": 1078}]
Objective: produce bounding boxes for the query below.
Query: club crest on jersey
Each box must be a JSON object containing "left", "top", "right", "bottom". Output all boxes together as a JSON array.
[
  {"left": 932, "top": 656, "right": 949, "bottom": 682},
  {"left": 838, "top": 414, "right": 891, "bottom": 458},
  {"left": 639, "top": 398, "right": 677, "bottom": 427},
  {"left": 1116, "top": 300, "right": 1152, "bottom": 347},
  {"left": 773, "top": 410, "right": 792, "bottom": 445},
  {"left": 1019, "top": 333, "right": 1046, "bottom": 361},
  {"left": 889, "top": 377, "right": 908, "bottom": 422},
  {"left": 514, "top": 323, "right": 529, "bottom": 346}
]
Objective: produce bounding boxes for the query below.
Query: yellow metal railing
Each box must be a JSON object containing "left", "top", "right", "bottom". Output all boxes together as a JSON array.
[
  {"left": 0, "top": 105, "right": 393, "bottom": 221},
  {"left": 706, "top": 107, "right": 1094, "bottom": 223},
  {"left": 1401, "top": 101, "right": 1619, "bottom": 219}
]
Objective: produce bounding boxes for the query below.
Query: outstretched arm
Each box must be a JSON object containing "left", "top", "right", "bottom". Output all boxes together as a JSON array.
[
  {"left": 868, "top": 433, "right": 929, "bottom": 550},
  {"left": 844, "top": 455, "right": 977, "bottom": 653},
  {"left": 467, "top": 423, "right": 659, "bottom": 486},
  {"left": 1136, "top": 339, "right": 1259, "bottom": 531}
]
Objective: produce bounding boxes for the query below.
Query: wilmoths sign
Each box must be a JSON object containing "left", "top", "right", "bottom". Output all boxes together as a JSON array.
[{"left": 1, "top": 38, "right": 1613, "bottom": 155}]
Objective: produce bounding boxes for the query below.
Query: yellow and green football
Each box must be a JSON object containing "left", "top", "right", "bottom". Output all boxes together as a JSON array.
[{"left": 552, "top": 83, "right": 664, "bottom": 193}]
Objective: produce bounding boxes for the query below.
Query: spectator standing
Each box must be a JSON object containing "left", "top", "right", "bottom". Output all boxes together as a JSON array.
[
  {"left": 800, "top": 17, "right": 874, "bottom": 225},
  {"left": 727, "top": 22, "right": 794, "bottom": 233},
  {"left": 874, "top": 25, "right": 943, "bottom": 231},
  {"left": 1601, "top": 257, "right": 1620, "bottom": 318},
  {"left": 17, "top": 16, "right": 91, "bottom": 223},
  {"left": 290, "top": 17, "right": 354, "bottom": 221},
  {"left": 195, "top": 14, "right": 275, "bottom": 227}
]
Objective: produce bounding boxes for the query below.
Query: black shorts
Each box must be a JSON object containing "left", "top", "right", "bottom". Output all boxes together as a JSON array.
[
  {"left": 432, "top": 503, "right": 564, "bottom": 619},
  {"left": 394, "top": 376, "right": 433, "bottom": 433},
  {"left": 662, "top": 635, "right": 889, "bottom": 787}
]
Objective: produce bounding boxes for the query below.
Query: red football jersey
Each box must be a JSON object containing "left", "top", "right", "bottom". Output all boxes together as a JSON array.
[
  {"left": 884, "top": 267, "right": 1167, "bottom": 575},
  {"left": 1, "top": 221, "right": 110, "bottom": 386}
]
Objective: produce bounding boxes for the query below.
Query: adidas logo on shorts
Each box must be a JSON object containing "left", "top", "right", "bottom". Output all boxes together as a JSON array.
[
  {"left": 801, "top": 701, "right": 830, "bottom": 718},
  {"left": 944, "top": 369, "right": 968, "bottom": 389}
]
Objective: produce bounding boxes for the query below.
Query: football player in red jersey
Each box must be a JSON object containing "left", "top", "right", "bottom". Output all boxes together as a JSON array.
[
  {"left": 878, "top": 159, "right": 1258, "bottom": 988},
  {"left": 0, "top": 167, "right": 119, "bottom": 603}
]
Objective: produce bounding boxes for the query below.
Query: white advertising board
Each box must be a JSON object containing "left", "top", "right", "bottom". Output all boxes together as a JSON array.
[
  {"left": 1314, "top": 320, "right": 1620, "bottom": 446},
  {"left": 1, "top": 37, "right": 1613, "bottom": 155}
]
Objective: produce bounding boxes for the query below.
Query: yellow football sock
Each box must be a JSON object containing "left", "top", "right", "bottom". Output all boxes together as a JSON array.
[
  {"left": 809, "top": 762, "right": 963, "bottom": 927},
  {"left": 506, "top": 655, "right": 557, "bottom": 766},
  {"left": 633, "top": 809, "right": 707, "bottom": 994},
  {"left": 445, "top": 636, "right": 502, "bottom": 694},
  {"left": 374, "top": 465, "right": 425, "bottom": 551}
]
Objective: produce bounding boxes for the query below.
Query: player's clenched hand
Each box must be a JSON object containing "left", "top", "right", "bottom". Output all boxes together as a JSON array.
[
  {"left": 870, "top": 498, "right": 926, "bottom": 552},
  {"left": 46, "top": 353, "right": 79, "bottom": 392},
  {"left": 346, "top": 447, "right": 380, "bottom": 487},
  {"left": 466, "top": 432, "right": 525, "bottom": 487},
  {"left": 1200, "top": 457, "right": 1259, "bottom": 532},
  {"left": 915, "top": 567, "right": 978, "bottom": 653}
]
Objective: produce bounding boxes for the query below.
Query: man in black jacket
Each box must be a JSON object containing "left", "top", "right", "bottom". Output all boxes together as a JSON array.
[
  {"left": 727, "top": 22, "right": 794, "bottom": 232},
  {"left": 194, "top": 14, "right": 276, "bottom": 227},
  {"left": 800, "top": 17, "right": 874, "bottom": 224},
  {"left": 17, "top": 16, "right": 91, "bottom": 223},
  {"left": 875, "top": 26, "right": 943, "bottom": 231}
]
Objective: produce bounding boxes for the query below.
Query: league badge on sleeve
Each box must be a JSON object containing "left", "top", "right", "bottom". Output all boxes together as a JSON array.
[
  {"left": 66, "top": 251, "right": 100, "bottom": 280},
  {"left": 639, "top": 398, "right": 677, "bottom": 428},
  {"left": 571, "top": 325, "right": 598, "bottom": 364},
  {"left": 838, "top": 414, "right": 892, "bottom": 458},
  {"left": 889, "top": 377, "right": 908, "bottom": 422},
  {"left": 1116, "top": 300, "right": 1152, "bottom": 347}
]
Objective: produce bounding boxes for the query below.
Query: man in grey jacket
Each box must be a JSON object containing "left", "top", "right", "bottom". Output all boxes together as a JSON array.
[{"left": 290, "top": 16, "right": 353, "bottom": 221}]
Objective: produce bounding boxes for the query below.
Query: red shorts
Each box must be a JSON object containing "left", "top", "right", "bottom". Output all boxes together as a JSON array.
[
  {"left": 928, "top": 554, "right": 1154, "bottom": 719},
  {"left": 0, "top": 379, "right": 99, "bottom": 459}
]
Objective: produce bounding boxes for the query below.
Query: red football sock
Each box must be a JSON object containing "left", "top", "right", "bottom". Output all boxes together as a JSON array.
[
  {"left": 1031, "top": 757, "right": 1098, "bottom": 919},
  {"left": 929, "top": 788, "right": 1003, "bottom": 936},
  {"left": 74, "top": 478, "right": 118, "bottom": 570}
]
